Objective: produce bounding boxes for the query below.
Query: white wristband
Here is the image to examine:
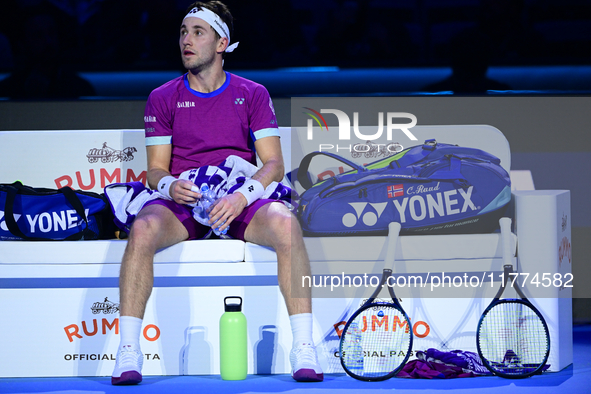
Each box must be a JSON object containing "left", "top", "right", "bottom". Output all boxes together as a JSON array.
[
  {"left": 236, "top": 179, "right": 265, "bottom": 206},
  {"left": 157, "top": 176, "right": 177, "bottom": 199}
]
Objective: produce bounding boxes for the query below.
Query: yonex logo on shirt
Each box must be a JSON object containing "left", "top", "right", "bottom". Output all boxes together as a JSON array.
[
  {"left": 144, "top": 116, "right": 157, "bottom": 123},
  {"left": 235, "top": 98, "right": 245, "bottom": 104}
]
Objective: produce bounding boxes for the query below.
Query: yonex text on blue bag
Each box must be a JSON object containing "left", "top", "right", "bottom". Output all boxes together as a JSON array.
[{"left": 296, "top": 139, "right": 511, "bottom": 236}]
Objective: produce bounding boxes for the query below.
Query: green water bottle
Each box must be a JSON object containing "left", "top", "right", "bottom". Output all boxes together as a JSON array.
[{"left": 219, "top": 296, "right": 247, "bottom": 380}]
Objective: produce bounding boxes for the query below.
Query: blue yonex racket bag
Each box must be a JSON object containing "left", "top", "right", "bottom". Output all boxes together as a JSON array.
[
  {"left": 296, "top": 139, "right": 511, "bottom": 236},
  {"left": 0, "top": 181, "right": 114, "bottom": 241}
]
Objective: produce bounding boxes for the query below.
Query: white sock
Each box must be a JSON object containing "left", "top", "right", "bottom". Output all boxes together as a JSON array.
[
  {"left": 290, "top": 313, "right": 314, "bottom": 347},
  {"left": 119, "top": 316, "right": 142, "bottom": 349}
]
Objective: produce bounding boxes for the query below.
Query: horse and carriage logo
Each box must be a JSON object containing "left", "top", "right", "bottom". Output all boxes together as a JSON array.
[
  {"left": 91, "top": 297, "right": 120, "bottom": 314},
  {"left": 87, "top": 142, "right": 137, "bottom": 163}
]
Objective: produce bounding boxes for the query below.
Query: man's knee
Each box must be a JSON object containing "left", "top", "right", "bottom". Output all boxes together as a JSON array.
[
  {"left": 130, "top": 213, "right": 161, "bottom": 239},
  {"left": 127, "top": 205, "right": 189, "bottom": 252},
  {"left": 268, "top": 209, "right": 303, "bottom": 250},
  {"left": 246, "top": 203, "right": 305, "bottom": 250},
  {"left": 126, "top": 210, "right": 171, "bottom": 252}
]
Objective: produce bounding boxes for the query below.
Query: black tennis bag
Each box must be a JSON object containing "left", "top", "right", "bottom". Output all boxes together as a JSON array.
[
  {"left": 296, "top": 139, "right": 511, "bottom": 236},
  {"left": 0, "top": 181, "right": 115, "bottom": 241}
]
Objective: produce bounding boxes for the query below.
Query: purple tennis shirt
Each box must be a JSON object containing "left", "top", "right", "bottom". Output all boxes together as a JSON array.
[{"left": 144, "top": 72, "right": 279, "bottom": 176}]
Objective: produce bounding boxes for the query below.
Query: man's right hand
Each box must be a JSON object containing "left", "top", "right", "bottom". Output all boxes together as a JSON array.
[{"left": 169, "top": 179, "right": 201, "bottom": 205}]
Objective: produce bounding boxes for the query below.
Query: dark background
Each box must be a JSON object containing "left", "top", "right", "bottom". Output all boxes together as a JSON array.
[
  {"left": 1, "top": 0, "right": 590, "bottom": 98},
  {"left": 2, "top": 0, "right": 590, "bottom": 71}
]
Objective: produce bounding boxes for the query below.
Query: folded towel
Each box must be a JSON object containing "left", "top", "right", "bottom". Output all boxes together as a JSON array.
[{"left": 104, "top": 155, "right": 297, "bottom": 234}]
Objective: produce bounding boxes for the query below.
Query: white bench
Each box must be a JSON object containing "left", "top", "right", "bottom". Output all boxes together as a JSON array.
[{"left": 0, "top": 127, "right": 572, "bottom": 378}]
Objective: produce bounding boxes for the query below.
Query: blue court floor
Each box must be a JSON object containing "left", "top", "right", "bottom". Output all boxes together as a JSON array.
[{"left": 1, "top": 325, "right": 590, "bottom": 394}]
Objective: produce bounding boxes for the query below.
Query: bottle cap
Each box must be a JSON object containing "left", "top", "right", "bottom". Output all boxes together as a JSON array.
[{"left": 224, "top": 296, "right": 242, "bottom": 312}]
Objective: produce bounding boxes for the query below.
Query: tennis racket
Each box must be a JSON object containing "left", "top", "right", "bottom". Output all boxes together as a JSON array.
[
  {"left": 476, "top": 217, "right": 550, "bottom": 378},
  {"left": 339, "top": 222, "right": 413, "bottom": 381}
]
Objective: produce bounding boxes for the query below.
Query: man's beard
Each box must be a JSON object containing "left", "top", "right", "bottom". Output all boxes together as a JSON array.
[{"left": 182, "top": 51, "right": 215, "bottom": 72}]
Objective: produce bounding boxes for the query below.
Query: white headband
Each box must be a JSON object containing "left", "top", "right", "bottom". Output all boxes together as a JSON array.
[{"left": 184, "top": 7, "right": 239, "bottom": 53}]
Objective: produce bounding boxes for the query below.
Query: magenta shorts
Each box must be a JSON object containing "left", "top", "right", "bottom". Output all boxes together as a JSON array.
[{"left": 142, "top": 198, "right": 275, "bottom": 241}]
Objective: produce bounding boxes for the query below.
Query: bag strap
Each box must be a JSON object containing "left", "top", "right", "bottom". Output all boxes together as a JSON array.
[
  {"left": 297, "top": 151, "right": 366, "bottom": 190},
  {"left": 4, "top": 184, "right": 90, "bottom": 241},
  {"left": 60, "top": 186, "right": 93, "bottom": 240},
  {"left": 390, "top": 139, "right": 441, "bottom": 168}
]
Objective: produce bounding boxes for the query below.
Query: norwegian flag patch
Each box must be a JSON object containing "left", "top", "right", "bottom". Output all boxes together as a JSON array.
[{"left": 387, "top": 184, "right": 404, "bottom": 198}]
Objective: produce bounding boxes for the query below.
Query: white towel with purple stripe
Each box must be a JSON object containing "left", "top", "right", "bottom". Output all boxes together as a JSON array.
[{"left": 104, "top": 155, "right": 296, "bottom": 233}]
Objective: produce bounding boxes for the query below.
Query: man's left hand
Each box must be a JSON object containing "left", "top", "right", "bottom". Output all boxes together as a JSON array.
[{"left": 207, "top": 192, "right": 248, "bottom": 233}]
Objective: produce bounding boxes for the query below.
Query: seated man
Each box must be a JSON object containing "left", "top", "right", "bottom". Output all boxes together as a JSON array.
[{"left": 111, "top": 0, "right": 323, "bottom": 385}]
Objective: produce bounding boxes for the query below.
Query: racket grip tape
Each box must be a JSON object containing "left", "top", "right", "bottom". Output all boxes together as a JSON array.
[
  {"left": 499, "top": 217, "right": 513, "bottom": 266},
  {"left": 384, "top": 222, "right": 402, "bottom": 269}
]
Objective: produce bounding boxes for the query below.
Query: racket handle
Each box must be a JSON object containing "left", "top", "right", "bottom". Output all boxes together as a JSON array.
[
  {"left": 388, "top": 222, "right": 401, "bottom": 236},
  {"left": 385, "top": 222, "right": 402, "bottom": 270},
  {"left": 499, "top": 217, "right": 513, "bottom": 267}
]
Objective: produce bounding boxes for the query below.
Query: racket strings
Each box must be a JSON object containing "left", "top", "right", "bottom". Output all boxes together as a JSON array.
[
  {"left": 479, "top": 302, "right": 549, "bottom": 375},
  {"left": 341, "top": 305, "right": 411, "bottom": 378}
]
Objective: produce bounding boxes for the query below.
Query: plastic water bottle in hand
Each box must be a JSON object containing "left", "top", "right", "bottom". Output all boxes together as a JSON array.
[{"left": 195, "top": 184, "right": 227, "bottom": 235}]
